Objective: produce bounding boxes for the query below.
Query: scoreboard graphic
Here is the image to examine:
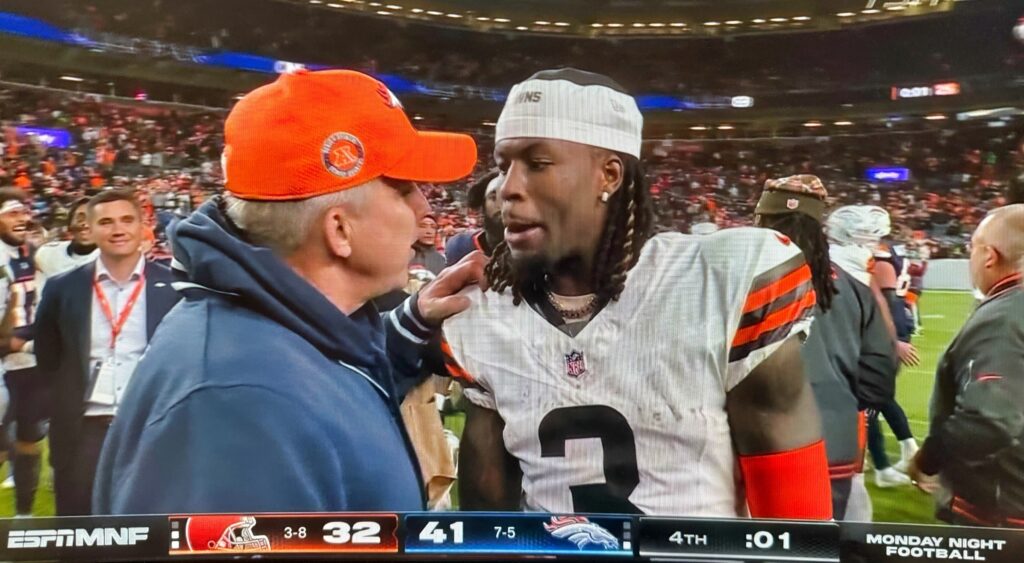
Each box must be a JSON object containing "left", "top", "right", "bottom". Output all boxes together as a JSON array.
[
  {"left": 167, "top": 514, "right": 399, "bottom": 555},
  {"left": 404, "top": 513, "right": 633, "bottom": 556},
  {"left": 1, "top": 512, "right": 1023, "bottom": 561}
]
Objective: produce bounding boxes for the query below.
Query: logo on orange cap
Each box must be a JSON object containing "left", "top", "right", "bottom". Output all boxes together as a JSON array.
[
  {"left": 377, "top": 83, "right": 403, "bottom": 109},
  {"left": 321, "top": 132, "right": 365, "bottom": 178}
]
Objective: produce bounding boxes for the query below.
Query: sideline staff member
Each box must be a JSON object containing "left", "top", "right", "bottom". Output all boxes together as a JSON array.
[
  {"left": 36, "top": 189, "right": 179, "bottom": 515},
  {"left": 92, "top": 69, "right": 481, "bottom": 514},
  {"left": 910, "top": 204, "right": 1024, "bottom": 526}
]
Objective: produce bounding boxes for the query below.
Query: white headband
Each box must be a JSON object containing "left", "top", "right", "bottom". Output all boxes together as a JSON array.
[
  {"left": 496, "top": 77, "right": 643, "bottom": 158},
  {"left": 0, "top": 201, "right": 27, "bottom": 215}
]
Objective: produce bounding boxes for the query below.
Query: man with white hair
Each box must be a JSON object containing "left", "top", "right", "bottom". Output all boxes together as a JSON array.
[{"left": 93, "top": 69, "right": 483, "bottom": 514}]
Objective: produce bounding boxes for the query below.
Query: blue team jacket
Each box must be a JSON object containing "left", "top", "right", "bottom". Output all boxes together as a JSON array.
[{"left": 92, "top": 198, "right": 433, "bottom": 514}]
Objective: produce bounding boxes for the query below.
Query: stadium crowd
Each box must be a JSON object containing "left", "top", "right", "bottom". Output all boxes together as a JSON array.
[
  {"left": 2, "top": 85, "right": 1023, "bottom": 260},
  {"left": 7, "top": 0, "right": 1022, "bottom": 97}
]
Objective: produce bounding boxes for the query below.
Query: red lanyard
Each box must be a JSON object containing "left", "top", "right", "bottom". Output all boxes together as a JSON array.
[{"left": 93, "top": 273, "right": 145, "bottom": 350}]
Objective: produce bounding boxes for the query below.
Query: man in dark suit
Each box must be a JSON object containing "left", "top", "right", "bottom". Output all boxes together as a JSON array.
[{"left": 35, "top": 188, "right": 180, "bottom": 515}]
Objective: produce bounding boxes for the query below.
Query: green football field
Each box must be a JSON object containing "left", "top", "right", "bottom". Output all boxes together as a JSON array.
[
  {"left": 0, "top": 292, "right": 974, "bottom": 521},
  {"left": 863, "top": 290, "right": 976, "bottom": 524}
]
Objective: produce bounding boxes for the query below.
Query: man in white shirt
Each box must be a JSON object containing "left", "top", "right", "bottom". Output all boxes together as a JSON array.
[
  {"left": 35, "top": 198, "right": 99, "bottom": 278},
  {"left": 35, "top": 189, "right": 180, "bottom": 515}
]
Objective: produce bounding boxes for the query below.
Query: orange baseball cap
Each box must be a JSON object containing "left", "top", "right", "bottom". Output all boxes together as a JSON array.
[{"left": 223, "top": 69, "right": 478, "bottom": 200}]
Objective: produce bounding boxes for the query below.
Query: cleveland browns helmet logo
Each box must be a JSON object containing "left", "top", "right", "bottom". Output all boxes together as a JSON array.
[{"left": 184, "top": 515, "right": 271, "bottom": 552}]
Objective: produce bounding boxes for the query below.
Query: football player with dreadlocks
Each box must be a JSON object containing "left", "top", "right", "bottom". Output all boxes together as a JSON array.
[
  {"left": 443, "top": 69, "right": 831, "bottom": 518},
  {"left": 754, "top": 181, "right": 898, "bottom": 520}
]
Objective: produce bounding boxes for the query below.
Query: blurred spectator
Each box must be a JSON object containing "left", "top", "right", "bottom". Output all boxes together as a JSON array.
[
  {"left": 3, "top": 84, "right": 1024, "bottom": 260},
  {"left": 410, "top": 214, "right": 445, "bottom": 276}
]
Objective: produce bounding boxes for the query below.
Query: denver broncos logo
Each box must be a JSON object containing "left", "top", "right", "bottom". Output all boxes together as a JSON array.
[{"left": 543, "top": 516, "right": 620, "bottom": 551}]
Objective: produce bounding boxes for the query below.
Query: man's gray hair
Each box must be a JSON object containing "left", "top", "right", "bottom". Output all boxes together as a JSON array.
[{"left": 224, "top": 186, "right": 368, "bottom": 256}]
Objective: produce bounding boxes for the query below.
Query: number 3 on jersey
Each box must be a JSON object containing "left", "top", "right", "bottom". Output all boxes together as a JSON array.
[{"left": 538, "top": 405, "right": 642, "bottom": 514}]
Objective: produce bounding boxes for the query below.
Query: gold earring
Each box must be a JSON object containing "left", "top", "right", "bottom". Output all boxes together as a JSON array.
[{"left": 600, "top": 192, "right": 610, "bottom": 203}]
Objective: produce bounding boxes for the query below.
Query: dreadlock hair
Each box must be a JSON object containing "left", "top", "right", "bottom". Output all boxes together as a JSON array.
[
  {"left": 757, "top": 212, "right": 838, "bottom": 312},
  {"left": 485, "top": 153, "right": 656, "bottom": 306}
]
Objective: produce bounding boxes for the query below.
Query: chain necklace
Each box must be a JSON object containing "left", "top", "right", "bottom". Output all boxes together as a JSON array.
[{"left": 545, "top": 290, "right": 598, "bottom": 320}]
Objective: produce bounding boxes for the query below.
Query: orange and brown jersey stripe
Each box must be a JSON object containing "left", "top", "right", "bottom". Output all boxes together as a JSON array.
[
  {"left": 730, "top": 254, "right": 816, "bottom": 363},
  {"left": 440, "top": 338, "right": 477, "bottom": 385}
]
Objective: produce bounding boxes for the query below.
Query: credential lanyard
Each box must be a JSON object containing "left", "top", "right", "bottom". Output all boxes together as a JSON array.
[{"left": 93, "top": 274, "right": 145, "bottom": 350}]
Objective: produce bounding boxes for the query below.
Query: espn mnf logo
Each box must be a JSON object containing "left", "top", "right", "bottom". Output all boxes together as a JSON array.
[{"left": 7, "top": 527, "right": 149, "bottom": 549}]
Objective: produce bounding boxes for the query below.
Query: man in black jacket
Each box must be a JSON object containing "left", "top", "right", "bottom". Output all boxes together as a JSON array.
[
  {"left": 35, "top": 189, "right": 181, "bottom": 515},
  {"left": 910, "top": 204, "right": 1024, "bottom": 527},
  {"left": 755, "top": 177, "right": 898, "bottom": 519}
]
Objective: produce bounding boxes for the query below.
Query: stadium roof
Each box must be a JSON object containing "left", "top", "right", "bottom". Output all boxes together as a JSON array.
[{"left": 280, "top": 0, "right": 972, "bottom": 38}]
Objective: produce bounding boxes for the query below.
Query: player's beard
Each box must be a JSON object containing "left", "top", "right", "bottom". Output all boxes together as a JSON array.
[
  {"left": 0, "top": 232, "right": 24, "bottom": 248},
  {"left": 509, "top": 252, "right": 587, "bottom": 294},
  {"left": 483, "top": 212, "right": 504, "bottom": 247},
  {"left": 508, "top": 252, "right": 548, "bottom": 290}
]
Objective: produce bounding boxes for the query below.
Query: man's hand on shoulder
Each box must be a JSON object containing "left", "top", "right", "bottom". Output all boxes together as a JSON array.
[{"left": 416, "top": 251, "right": 488, "bottom": 326}]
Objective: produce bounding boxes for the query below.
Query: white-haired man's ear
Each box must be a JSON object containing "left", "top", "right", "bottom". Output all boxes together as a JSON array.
[{"left": 324, "top": 206, "right": 355, "bottom": 259}]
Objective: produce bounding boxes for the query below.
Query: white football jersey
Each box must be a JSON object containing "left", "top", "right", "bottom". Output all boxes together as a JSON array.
[
  {"left": 35, "top": 241, "right": 97, "bottom": 278},
  {"left": 443, "top": 228, "right": 815, "bottom": 516}
]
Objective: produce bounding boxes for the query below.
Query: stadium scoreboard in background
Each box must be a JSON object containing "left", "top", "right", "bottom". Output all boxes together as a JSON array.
[{"left": 0, "top": 513, "right": 1023, "bottom": 562}]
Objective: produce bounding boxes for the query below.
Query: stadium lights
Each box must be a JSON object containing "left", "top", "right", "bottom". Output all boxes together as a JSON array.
[
  {"left": 554, "top": 22, "right": 570, "bottom": 27},
  {"left": 925, "top": 114, "right": 948, "bottom": 120},
  {"left": 751, "top": 18, "right": 767, "bottom": 23},
  {"left": 606, "top": 22, "right": 624, "bottom": 28},
  {"left": 59, "top": 75, "right": 84, "bottom": 82},
  {"left": 309, "top": 0, "right": 323, "bottom": 4},
  {"left": 725, "top": 20, "right": 743, "bottom": 25},
  {"left": 412, "top": 115, "right": 423, "bottom": 121},
  {"left": 426, "top": 10, "right": 443, "bottom": 16},
  {"left": 690, "top": 126, "right": 708, "bottom": 131},
  {"left": 493, "top": 17, "right": 510, "bottom": 22},
  {"left": 516, "top": 25, "right": 528, "bottom": 30},
  {"left": 718, "top": 125, "right": 734, "bottom": 130},
  {"left": 385, "top": 4, "right": 402, "bottom": 9},
  {"left": 834, "top": 120, "right": 854, "bottom": 126},
  {"left": 670, "top": 22, "right": 686, "bottom": 27},
  {"left": 446, "top": 13, "right": 462, "bottom": 18},
  {"left": 803, "top": 121, "right": 823, "bottom": 127},
  {"left": 703, "top": 21, "right": 721, "bottom": 26},
  {"left": 591, "top": 23, "right": 604, "bottom": 27},
  {"left": 368, "top": 1, "right": 381, "bottom": 6},
  {"left": 886, "top": 5, "right": 906, "bottom": 10},
  {"left": 793, "top": 16, "right": 811, "bottom": 21},
  {"left": 376, "top": 10, "right": 393, "bottom": 15},
  {"left": 410, "top": 7, "right": 423, "bottom": 12},
  {"left": 862, "top": 9, "right": 881, "bottom": 14},
  {"left": 534, "top": 20, "right": 550, "bottom": 25},
  {"left": 482, "top": 121, "right": 496, "bottom": 127},
  {"left": 632, "top": 23, "right": 647, "bottom": 27},
  {"left": 770, "top": 17, "right": 788, "bottom": 22},
  {"left": 649, "top": 22, "right": 666, "bottom": 27},
  {"left": 836, "top": 12, "right": 856, "bottom": 17},
  {"left": 476, "top": 16, "right": 490, "bottom": 21},
  {"left": 327, "top": 2, "right": 343, "bottom": 7}
]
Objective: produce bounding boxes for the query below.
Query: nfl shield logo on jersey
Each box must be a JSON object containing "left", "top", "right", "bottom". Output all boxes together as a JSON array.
[{"left": 564, "top": 350, "right": 587, "bottom": 378}]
